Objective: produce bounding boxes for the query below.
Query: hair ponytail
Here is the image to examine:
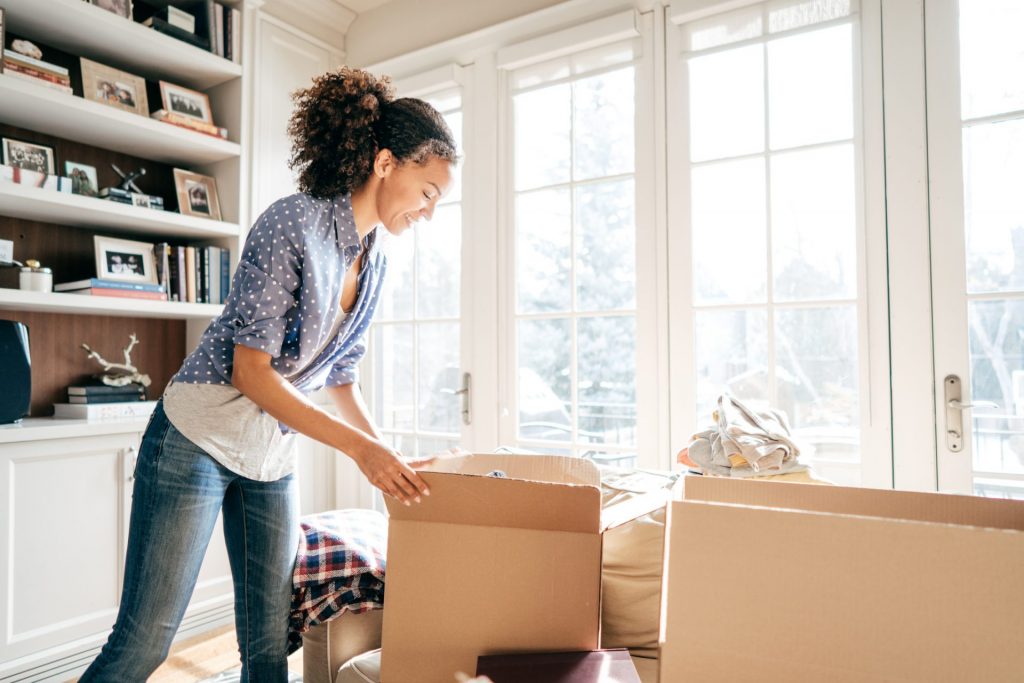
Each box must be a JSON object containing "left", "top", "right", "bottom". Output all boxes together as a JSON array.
[{"left": 288, "top": 67, "right": 457, "bottom": 199}]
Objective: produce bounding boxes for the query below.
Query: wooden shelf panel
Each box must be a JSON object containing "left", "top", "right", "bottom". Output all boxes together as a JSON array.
[
  {"left": 0, "top": 288, "right": 224, "bottom": 319},
  {"left": 0, "top": 182, "right": 240, "bottom": 239},
  {"left": 0, "top": 75, "right": 241, "bottom": 165},
  {"left": 0, "top": 0, "right": 241, "bottom": 90}
]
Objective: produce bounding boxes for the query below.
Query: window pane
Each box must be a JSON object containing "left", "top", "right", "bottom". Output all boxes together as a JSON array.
[
  {"left": 771, "top": 143, "right": 857, "bottom": 301},
  {"left": 969, "top": 300, "right": 1024, "bottom": 480},
  {"left": 963, "top": 119, "right": 1024, "bottom": 294},
  {"left": 517, "top": 188, "right": 572, "bottom": 313},
  {"left": 775, "top": 305, "right": 860, "bottom": 464},
  {"left": 573, "top": 67, "right": 635, "bottom": 181},
  {"left": 518, "top": 318, "right": 572, "bottom": 442},
  {"left": 377, "top": 230, "right": 413, "bottom": 321},
  {"left": 373, "top": 323, "right": 415, "bottom": 431},
  {"left": 416, "top": 203, "right": 461, "bottom": 318},
  {"left": 695, "top": 309, "right": 769, "bottom": 421},
  {"left": 417, "top": 322, "right": 461, "bottom": 434},
  {"left": 767, "top": 0, "right": 853, "bottom": 34},
  {"left": 578, "top": 315, "right": 637, "bottom": 446},
  {"left": 417, "top": 436, "right": 461, "bottom": 459},
  {"left": 576, "top": 178, "right": 636, "bottom": 311},
  {"left": 692, "top": 157, "right": 767, "bottom": 305},
  {"left": 767, "top": 24, "right": 853, "bottom": 150},
  {"left": 688, "top": 44, "right": 764, "bottom": 162},
  {"left": 514, "top": 84, "right": 571, "bottom": 190},
  {"left": 959, "top": 0, "right": 1024, "bottom": 120}
]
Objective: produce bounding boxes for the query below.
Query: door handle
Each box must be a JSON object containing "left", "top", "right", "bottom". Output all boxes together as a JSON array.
[
  {"left": 440, "top": 372, "right": 472, "bottom": 426},
  {"left": 943, "top": 375, "right": 998, "bottom": 452}
]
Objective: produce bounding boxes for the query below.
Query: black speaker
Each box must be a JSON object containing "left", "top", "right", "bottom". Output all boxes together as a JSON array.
[{"left": 0, "top": 320, "right": 31, "bottom": 424}]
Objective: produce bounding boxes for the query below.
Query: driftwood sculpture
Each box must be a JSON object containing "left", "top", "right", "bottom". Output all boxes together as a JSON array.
[{"left": 81, "top": 333, "right": 152, "bottom": 387}]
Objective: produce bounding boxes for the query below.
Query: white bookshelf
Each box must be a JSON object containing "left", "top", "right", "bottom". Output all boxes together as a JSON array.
[
  {"left": 0, "top": 0, "right": 241, "bottom": 90},
  {"left": 0, "top": 75, "right": 241, "bottom": 164},
  {"left": 0, "top": 416, "right": 150, "bottom": 444},
  {"left": 0, "top": 182, "right": 239, "bottom": 238},
  {"left": 0, "top": 288, "right": 225, "bottom": 319}
]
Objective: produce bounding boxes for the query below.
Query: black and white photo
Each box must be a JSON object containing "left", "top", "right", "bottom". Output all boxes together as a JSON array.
[
  {"left": 2, "top": 138, "right": 56, "bottom": 174},
  {"left": 94, "top": 235, "right": 158, "bottom": 284},
  {"left": 173, "top": 168, "right": 221, "bottom": 220},
  {"left": 159, "top": 81, "right": 214, "bottom": 124}
]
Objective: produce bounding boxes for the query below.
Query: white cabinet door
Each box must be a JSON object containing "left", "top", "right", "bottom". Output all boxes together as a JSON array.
[{"left": 0, "top": 433, "right": 136, "bottom": 668}]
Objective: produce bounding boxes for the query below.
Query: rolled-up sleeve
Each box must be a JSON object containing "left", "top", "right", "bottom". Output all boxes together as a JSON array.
[
  {"left": 326, "top": 338, "right": 366, "bottom": 387},
  {"left": 231, "top": 205, "right": 303, "bottom": 358}
]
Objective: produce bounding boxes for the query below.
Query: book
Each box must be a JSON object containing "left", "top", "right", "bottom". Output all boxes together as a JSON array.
[
  {"left": 154, "top": 243, "right": 171, "bottom": 294},
  {"left": 185, "top": 246, "right": 197, "bottom": 303},
  {"left": 214, "top": 2, "right": 224, "bottom": 57},
  {"left": 175, "top": 246, "right": 187, "bottom": 302},
  {"left": 2, "top": 70, "right": 74, "bottom": 94},
  {"left": 2, "top": 51, "right": 70, "bottom": 76},
  {"left": 68, "top": 288, "right": 168, "bottom": 300},
  {"left": 55, "top": 278, "right": 165, "bottom": 293},
  {"left": 53, "top": 400, "right": 157, "bottom": 421},
  {"left": 2, "top": 62, "right": 71, "bottom": 85},
  {"left": 68, "top": 383, "right": 146, "bottom": 397},
  {"left": 68, "top": 393, "right": 147, "bottom": 404},
  {"left": 220, "top": 248, "right": 230, "bottom": 301},
  {"left": 201, "top": 246, "right": 211, "bottom": 303},
  {"left": 141, "top": 15, "right": 210, "bottom": 51},
  {"left": 208, "top": 245, "right": 221, "bottom": 304},
  {"left": 151, "top": 109, "right": 228, "bottom": 139}
]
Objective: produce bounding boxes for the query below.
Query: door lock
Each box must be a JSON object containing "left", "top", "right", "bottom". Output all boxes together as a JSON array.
[
  {"left": 943, "top": 374, "right": 998, "bottom": 452},
  {"left": 441, "top": 372, "right": 472, "bottom": 426}
]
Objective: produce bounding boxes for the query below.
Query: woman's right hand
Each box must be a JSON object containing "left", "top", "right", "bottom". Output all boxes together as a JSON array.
[{"left": 353, "top": 439, "right": 433, "bottom": 505}]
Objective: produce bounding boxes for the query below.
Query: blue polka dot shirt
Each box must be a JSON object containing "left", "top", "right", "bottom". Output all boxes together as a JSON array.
[{"left": 172, "top": 191, "right": 387, "bottom": 393}]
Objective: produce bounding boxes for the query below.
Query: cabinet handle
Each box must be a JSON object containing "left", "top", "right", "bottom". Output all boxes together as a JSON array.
[{"left": 126, "top": 446, "right": 138, "bottom": 482}]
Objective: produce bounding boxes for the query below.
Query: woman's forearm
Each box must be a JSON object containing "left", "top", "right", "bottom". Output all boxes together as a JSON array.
[
  {"left": 326, "top": 383, "right": 383, "bottom": 440},
  {"left": 231, "top": 347, "right": 374, "bottom": 458}
]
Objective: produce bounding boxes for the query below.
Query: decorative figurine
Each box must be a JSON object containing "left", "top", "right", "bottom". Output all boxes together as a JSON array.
[{"left": 81, "top": 333, "right": 152, "bottom": 388}]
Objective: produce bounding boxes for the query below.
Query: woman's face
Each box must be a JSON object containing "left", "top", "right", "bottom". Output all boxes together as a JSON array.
[{"left": 375, "top": 151, "right": 456, "bottom": 236}]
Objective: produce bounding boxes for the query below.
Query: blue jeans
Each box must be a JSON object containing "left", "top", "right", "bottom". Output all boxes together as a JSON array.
[{"left": 80, "top": 400, "right": 300, "bottom": 682}]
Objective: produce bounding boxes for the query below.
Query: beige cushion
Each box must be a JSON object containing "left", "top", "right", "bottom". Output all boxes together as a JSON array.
[
  {"left": 599, "top": 469, "right": 675, "bottom": 658},
  {"left": 336, "top": 647, "right": 382, "bottom": 683},
  {"left": 336, "top": 649, "right": 659, "bottom": 683}
]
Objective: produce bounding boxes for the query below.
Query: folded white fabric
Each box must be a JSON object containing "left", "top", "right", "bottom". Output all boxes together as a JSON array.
[{"left": 688, "top": 394, "right": 806, "bottom": 477}]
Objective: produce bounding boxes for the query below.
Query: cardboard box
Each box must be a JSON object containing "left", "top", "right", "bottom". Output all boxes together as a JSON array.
[
  {"left": 660, "top": 476, "right": 1024, "bottom": 682},
  {"left": 380, "top": 454, "right": 670, "bottom": 683}
]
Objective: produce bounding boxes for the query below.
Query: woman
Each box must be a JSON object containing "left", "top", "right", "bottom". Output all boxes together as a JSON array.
[{"left": 81, "top": 67, "right": 458, "bottom": 680}]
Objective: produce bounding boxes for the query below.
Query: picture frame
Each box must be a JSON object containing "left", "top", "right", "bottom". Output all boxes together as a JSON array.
[
  {"left": 173, "top": 168, "right": 221, "bottom": 221},
  {"left": 94, "top": 235, "right": 158, "bottom": 285},
  {"left": 0, "top": 8, "right": 6, "bottom": 76},
  {"left": 65, "top": 161, "right": 99, "bottom": 197},
  {"left": 160, "top": 81, "right": 214, "bottom": 125},
  {"left": 2, "top": 137, "right": 56, "bottom": 174},
  {"left": 80, "top": 58, "right": 149, "bottom": 117},
  {"left": 90, "top": 0, "right": 133, "bottom": 19}
]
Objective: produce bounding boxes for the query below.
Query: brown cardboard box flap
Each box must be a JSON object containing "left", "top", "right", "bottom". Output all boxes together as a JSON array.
[
  {"left": 600, "top": 487, "right": 673, "bottom": 532},
  {"left": 660, "top": 499, "right": 1024, "bottom": 681},
  {"left": 427, "top": 453, "right": 602, "bottom": 487},
  {"left": 684, "top": 474, "right": 1024, "bottom": 530},
  {"left": 386, "top": 470, "right": 602, "bottom": 534}
]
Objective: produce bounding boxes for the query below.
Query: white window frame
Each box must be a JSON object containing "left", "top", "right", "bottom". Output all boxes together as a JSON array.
[
  {"left": 494, "top": 9, "right": 668, "bottom": 469},
  {"left": 663, "top": 0, "right": 893, "bottom": 487}
]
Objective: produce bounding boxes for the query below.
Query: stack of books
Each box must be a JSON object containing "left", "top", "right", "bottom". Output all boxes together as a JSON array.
[
  {"left": 155, "top": 242, "right": 230, "bottom": 304},
  {"left": 54, "top": 278, "right": 168, "bottom": 301},
  {"left": 151, "top": 109, "right": 229, "bottom": 139},
  {"left": 66, "top": 382, "right": 147, "bottom": 404},
  {"left": 1, "top": 51, "right": 72, "bottom": 94}
]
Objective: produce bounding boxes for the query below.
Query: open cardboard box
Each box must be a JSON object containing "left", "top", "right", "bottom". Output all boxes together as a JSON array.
[
  {"left": 379, "top": 454, "right": 670, "bottom": 683},
  {"left": 660, "top": 475, "right": 1024, "bottom": 682}
]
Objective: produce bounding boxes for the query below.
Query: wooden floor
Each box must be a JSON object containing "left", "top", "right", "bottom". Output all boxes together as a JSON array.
[{"left": 70, "top": 626, "right": 305, "bottom": 682}]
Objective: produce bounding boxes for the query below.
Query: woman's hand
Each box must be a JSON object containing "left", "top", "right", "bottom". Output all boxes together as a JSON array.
[{"left": 353, "top": 439, "right": 433, "bottom": 505}]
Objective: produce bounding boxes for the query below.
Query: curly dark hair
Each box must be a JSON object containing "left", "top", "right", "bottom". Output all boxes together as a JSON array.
[{"left": 287, "top": 67, "right": 458, "bottom": 199}]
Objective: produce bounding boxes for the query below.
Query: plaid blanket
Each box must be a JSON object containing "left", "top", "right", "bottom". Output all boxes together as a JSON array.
[{"left": 288, "top": 509, "right": 387, "bottom": 654}]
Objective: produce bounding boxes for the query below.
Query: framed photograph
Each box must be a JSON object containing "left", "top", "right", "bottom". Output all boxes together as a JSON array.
[
  {"left": 90, "top": 0, "right": 132, "bottom": 19},
  {"left": 65, "top": 161, "right": 99, "bottom": 197},
  {"left": 173, "top": 168, "right": 221, "bottom": 221},
  {"left": 160, "top": 81, "right": 213, "bottom": 125},
  {"left": 0, "top": 8, "right": 6, "bottom": 76},
  {"left": 2, "top": 138, "right": 56, "bottom": 174},
  {"left": 80, "top": 58, "right": 149, "bottom": 117},
  {"left": 94, "top": 235, "right": 158, "bottom": 285}
]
